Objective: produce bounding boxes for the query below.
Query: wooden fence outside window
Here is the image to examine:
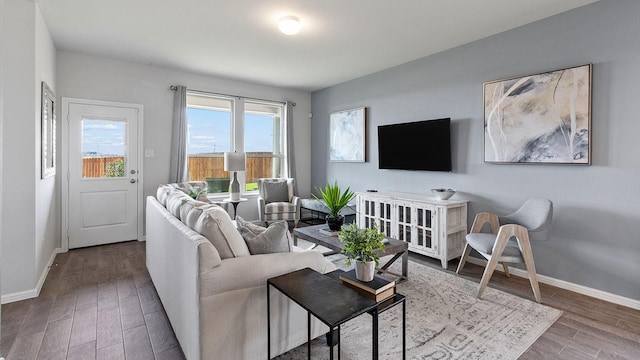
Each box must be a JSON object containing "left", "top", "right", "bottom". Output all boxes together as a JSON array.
[{"left": 82, "top": 152, "right": 275, "bottom": 182}]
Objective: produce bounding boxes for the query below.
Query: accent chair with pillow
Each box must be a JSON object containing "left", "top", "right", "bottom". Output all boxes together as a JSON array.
[{"left": 257, "top": 178, "right": 300, "bottom": 228}]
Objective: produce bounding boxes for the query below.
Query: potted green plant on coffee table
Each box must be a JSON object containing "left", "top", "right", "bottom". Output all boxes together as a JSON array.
[
  {"left": 313, "top": 180, "right": 355, "bottom": 230},
  {"left": 339, "top": 223, "right": 386, "bottom": 282}
]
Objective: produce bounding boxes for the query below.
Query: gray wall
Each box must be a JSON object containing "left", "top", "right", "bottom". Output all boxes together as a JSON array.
[
  {"left": 57, "top": 51, "right": 312, "bottom": 224},
  {"left": 1, "top": 1, "right": 58, "bottom": 298},
  {"left": 311, "top": 0, "right": 640, "bottom": 301}
]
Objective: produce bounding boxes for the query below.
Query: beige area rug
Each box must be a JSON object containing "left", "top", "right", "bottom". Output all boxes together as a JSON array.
[{"left": 276, "top": 253, "right": 562, "bottom": 360}]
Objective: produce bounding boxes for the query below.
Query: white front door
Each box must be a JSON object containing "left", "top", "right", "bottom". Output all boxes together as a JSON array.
[{"left": 65, "top": 100, "right": 142, "bottom": 249}]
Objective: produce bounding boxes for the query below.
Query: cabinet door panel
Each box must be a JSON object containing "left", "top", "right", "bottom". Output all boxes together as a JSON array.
[{"left": 356, "top": 192, "right": 467, "bottom": 269}]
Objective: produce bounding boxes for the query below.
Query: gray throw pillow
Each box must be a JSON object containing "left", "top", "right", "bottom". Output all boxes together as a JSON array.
[
  {"left": 262, "top": 181, "right": 289, "bottom": 203},
  {"left": 236, "top": 216, "right": 291, "bottom": 254}
]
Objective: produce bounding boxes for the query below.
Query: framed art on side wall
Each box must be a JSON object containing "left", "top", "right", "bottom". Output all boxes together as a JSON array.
[
  {"left": 484, "top": 64, "right": 592, "bottom": 164},
  {"left": 41, "top": 81, "right": 56, "bottom": 178},
  {"left": 329, "top": 107, "right": 366, "bottom": 162}
]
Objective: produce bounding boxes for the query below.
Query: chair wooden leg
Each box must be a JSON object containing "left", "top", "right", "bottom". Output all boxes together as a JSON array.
[
  {"left": 516, "top": 232, "right": 542, "bottom": 303},
  {"left": 502, "top": 262, "right": 511, "bottom": 278},
  {"left": 478, "top": 228, "right": 512, "bottom": 299},
  {"left": 456, "top": 243, "right": 472, "bottom": 274}
]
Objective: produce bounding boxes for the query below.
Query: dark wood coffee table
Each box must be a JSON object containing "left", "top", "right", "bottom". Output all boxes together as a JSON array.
[
  {"left": 267, "top": 268, "right": 406, "bottom": 360},
  {"left": 293, "top": 224, "right": 409, "bottom": 281}
]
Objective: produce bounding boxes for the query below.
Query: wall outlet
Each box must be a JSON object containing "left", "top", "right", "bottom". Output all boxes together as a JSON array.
[{"left": 144, "top": 149, "right": 155, "bottom": 158}]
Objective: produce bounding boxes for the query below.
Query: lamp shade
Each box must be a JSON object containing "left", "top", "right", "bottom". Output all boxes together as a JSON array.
[{"left": 224, "top": 152, "right": 246, "bottom": 171}]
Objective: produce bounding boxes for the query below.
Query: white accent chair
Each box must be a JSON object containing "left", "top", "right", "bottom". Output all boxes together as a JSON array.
[
  {"left": 456, "top": 198, "right": 553, "bottom": 303},
  {"left": 257, "top": 178, "right": 300, "bottom": 228}
]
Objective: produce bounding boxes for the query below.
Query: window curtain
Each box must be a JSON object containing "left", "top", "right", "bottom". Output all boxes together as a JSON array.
[
  {"left": 169, "top": 85, "right": 188, "bottom": 183},
  {"left": 284, "top": 101, "right": 298, "bottom": 195}
]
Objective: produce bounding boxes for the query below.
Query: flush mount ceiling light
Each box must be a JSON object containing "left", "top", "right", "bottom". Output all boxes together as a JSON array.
[{"left": 279, "top": 15, "right": 301, "bottom": 35}]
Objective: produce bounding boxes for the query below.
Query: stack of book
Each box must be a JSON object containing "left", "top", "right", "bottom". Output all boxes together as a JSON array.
[
  {"left": 319, "top": 226, "right": 340, "bottom": 236},
  {"left": 339, "top": 270, "right": 396, "bottom": 302}
]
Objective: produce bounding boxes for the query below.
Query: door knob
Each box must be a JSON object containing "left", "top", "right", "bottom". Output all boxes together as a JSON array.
[{"left": 130, "top": 179, "right": 137, "bottom": 183}]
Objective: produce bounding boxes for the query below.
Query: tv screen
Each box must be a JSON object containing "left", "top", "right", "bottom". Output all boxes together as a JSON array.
[{"left": 378, "top": 118, "right": 452, "bottom": 171}]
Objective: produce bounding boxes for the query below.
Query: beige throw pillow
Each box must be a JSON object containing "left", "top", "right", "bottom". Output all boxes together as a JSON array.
[{"left": 191, "top": 206, "right": 250, "bottom": 259}]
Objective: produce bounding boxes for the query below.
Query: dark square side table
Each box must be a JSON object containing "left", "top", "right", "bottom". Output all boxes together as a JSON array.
[{"left": 267, "top": 268, "right": 406, "bottom": 360}]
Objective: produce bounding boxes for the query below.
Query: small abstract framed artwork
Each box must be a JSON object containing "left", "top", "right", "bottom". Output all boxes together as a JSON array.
[
  {"left": 483, "top": 64, "right": 592, "bottom": 164},
  {"left": 41, "top": 81, "right": 56, "bottom": 178},
  {"left": 330, "top": 107, "right": 366, "bottom": 162}
]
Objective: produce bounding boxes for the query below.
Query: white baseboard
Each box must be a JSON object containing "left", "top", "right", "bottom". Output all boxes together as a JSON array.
[
  {"left": 1, "top": 248, "right": 63, "bottom": 304},
  {"left": 465, "top": 257, "right": 640, "bottom": 310}
]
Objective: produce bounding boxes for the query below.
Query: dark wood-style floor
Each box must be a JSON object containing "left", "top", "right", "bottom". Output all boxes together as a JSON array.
[
  {"left": 2, "top": 240, "right": 639, "bottom": 359},
  {"left": 1, "top": 241, "right": 184, "bottom": 360}
]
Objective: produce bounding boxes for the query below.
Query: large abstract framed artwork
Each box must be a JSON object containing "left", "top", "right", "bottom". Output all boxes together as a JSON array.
[
  {"left": 330, "top": 107, "right": 366, "bottom": 162},
  {"left": 41, "top": 81, "right": 56, "bottom": 178},
  {"left": 484, "top": 64, "right": 592, "bottom": 164}
]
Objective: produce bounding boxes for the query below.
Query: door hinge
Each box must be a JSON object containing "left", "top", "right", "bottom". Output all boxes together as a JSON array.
[{"left": 67, "top": 171, "right": 70, "bottom": 180}]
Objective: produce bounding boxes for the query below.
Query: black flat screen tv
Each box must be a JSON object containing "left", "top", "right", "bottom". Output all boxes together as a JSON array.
[{"left": 378, "top": 118, "right": 452, "bottom": 171}]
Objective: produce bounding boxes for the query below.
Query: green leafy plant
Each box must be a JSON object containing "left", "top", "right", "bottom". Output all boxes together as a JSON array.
[
  {"left": 338, "top": 223, "right": 386, "bottom": 266},
  {"left": 105, "top": 158, "right": 125, "bottom": 177},
  {"left": 187, "top": 187, "right": 201, "bottom": 199},
  {"left": 312, "top": 180, "right": 355, "bottom": 218}
]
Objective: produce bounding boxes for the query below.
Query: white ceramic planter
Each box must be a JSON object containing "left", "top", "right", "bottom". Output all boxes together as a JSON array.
[{"left": 355, "top": 260, "right": 376, "bottom": 282}]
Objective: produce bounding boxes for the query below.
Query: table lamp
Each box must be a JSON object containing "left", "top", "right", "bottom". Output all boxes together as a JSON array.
[{"left": 224, "top": 152, "right": 246, "bottom": 201}]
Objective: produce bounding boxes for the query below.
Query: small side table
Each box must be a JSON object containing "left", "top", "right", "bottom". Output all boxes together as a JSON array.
[
  {"left": 267, "top": 268, "right": 406, "bottom": 360},
  {"left": 222, "top": 198, "right": 247, "bottom": 220}
]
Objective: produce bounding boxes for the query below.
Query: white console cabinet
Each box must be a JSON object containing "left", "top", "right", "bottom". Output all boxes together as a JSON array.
[{"left": 356, "top": 191, "right": 468, "bottom": 268}]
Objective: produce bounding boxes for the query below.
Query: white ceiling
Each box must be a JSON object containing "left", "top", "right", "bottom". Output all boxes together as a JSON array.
[{"left": 37, "top": 0, "right": 598, "bottom": 92}]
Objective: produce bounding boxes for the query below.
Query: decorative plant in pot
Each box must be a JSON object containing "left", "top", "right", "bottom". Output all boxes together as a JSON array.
[
  {"left": 313, "top": 181, "right": 355, "bottom": 231},
  {"left": 339, "top": 223, "right": 386, "bottom": 282}
]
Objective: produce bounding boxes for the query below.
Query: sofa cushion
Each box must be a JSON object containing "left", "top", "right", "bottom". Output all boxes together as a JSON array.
[
  {"left": 191, "top": 206, "right": 250, "bottom": 259},
  {"left": 166, "top": 190, "right": 192, "bottom": 219},
  {"left": 156, "top": 185, "right": 175, "bottom": 206},
  {"left": 196, "top": 192, "right": 213, "bottom": 204},
  {"left": 265, "top": 202, "right": 297, "bottom": 214},
  {"left": 262, "top": 180, "right": 290, "bottom": 203},
  {"left": 179, "top": 199, "right": 210, "bottom": 222},
  {"left": 466, "top": 233, "right": 523, "bottom": 260},
  {"left": 236, "top": 216, "right": 291, "bottom": 254},
  {"left": 199, "top": 241, "right": 223, "bottom": 271}
]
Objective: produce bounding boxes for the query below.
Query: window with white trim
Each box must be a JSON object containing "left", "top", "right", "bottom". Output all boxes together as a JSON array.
[{"left": 186, "top": 92, "right": 286, "bottom": 194}]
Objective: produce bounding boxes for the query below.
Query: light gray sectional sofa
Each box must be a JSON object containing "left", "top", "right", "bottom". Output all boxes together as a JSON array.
[{"left": 146, "top": 183, "right": 336, "bottom": 359}]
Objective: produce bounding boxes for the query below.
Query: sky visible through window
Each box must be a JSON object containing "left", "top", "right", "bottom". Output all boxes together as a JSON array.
[
  {"left": 187, "top": 108, "right": 275, "bottom": 154},
  {"left": 82, "top": 120, "right": 126, "bottom": 156},
  {"left": 80, "top": 110, "right": 276, "bottom": 156}
]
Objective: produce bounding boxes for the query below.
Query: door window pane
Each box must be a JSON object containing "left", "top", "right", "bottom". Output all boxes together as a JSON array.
[{"left": 82, "top": 119, "right": 126, "bottom": 178}]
